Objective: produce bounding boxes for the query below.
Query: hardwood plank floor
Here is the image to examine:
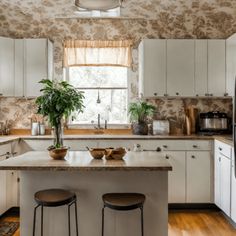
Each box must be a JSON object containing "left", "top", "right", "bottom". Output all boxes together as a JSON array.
[
  {"left": 1, "top": 210, "right": 236, "bottom": 236},
  {"left": 169, "top": 210, "right": 236, "bottom": 236}
]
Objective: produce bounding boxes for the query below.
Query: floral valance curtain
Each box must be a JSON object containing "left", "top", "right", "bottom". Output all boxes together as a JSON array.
[{"left": 63, "top": 40, "right": 133, "bottom": 67}]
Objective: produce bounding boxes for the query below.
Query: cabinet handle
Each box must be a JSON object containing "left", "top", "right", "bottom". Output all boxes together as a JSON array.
[
  {"left": 196, "top": 94, "right": 199, "bottom": 97},
  {"left": 219, "top": 147, "right": 222, "bottom": 151},
  {"left": 219, "top": 157, "right": 221, "bottom": 162},
  {"left": 154, "top": 92, "right": 158, "bottom": 96},
  {"left": 163, "top": 145, "right": 168, "bottom": 148},
  {"left": 191, "top": 155, "right": 196, "bottom": 159},
  {"left": 17, "top": 177, "right": 20, "bottom": 183},
  {"left": 193, "top": 145, "right": 198, "bottom": 148},
  {"left": 165, "top": 155, "right": 169, "bottom": 159},
  {"left": 205, "top": 93, "right": 209, "bottom": 96},
  {"left": 12, "top": 152, "right": 18, "bottom": 156},
  {"left": 210, "top": 94, "right": 213, "bottom": 96},
  {"left": 164, "top": 94, "right": 168, "bottom": 97},
  {"left": 224, "top": 93, "right": 228, "bottom": 97},
  {"left": 156, "top": 147, "right": 162, "bottom": 152}
]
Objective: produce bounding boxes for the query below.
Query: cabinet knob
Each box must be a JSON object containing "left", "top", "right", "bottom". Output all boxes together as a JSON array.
[
  {"left": 164, "top": 94, "right": 168, "bottom": 97},
  {"left": 193, "top": 145, "right": 198, "bottom": 148},
  {"left": 224, "top": 93, "right": 228, "bottom": 97},
  {"left": 205, "top": 93, "right": 209, "bottom": 96},
  {"left": 156, "top": 147, "right": 162, "bottom": 152},
  {"left": 210, "top": 94, "right": 213, "bottom": 96},
  {"left": 176, "top": 92, "right": 179, "bottom": 96},
  {"left": 154, "top": 92, "right": 158, "bottom": 96},
  {"left": 196, "top": 94, "right": 199, "bottom": 97},
  {"left": 163, "top": 145, "right": 168, "bottom": 148},
  {"left": 219, "top": 147, "right": 222, "bottom": 151},
  {"left": 165, "top": 155, "right": 169, "bottom": 159},
  {"left": 191, "top": 155, "right": 196, "bottom": 159}
]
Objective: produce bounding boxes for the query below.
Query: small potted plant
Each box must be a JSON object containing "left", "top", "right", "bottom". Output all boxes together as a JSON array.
[
  {"left": 36, "top": 79, "right": 84, "bottom": 159},
  {"left": 128, "top": 101, "right": 155, "bottom": 135}
]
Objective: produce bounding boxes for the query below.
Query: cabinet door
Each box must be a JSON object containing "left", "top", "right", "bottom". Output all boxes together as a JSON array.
[
  {"left": 0, "top": 37, "right": 14, "bottom": 96},
  {"left": 0, "top": 156, "right": 7, "bottom": 215},
  {"left": 167, "top": 40, "right": 195, "bottom": 96},
  {"left": 164, "top": 151, "right": 186, "bottom": 203},
  {"left": 186, "top": 151, "right": 211, "bottom": 203},
  {"left": 195, "top": 40, "right": 208, "bottom": 96},
  {"left": 220, "top": 154, "right": 231, "bottom": 216},
  {"left": 231, "top": 149, "right": 236, "bottom": 223},
  {"left": 214, "top": 149, "right": 221, "bottom": 208},
  {"left": 139, "top": 39, "right": 166, "bottom": 97},
  {"left": 25, "top": 39, "right": 48, "bottom": 97},
  {"left": 208, "top": 40, "right": 226, "bottom": 96},
  {"left": 6, "top": 171, "right": 19, "bottom": 208},
  {"left": 226, "top": 35, "right": 236, "bottom": 96},
  {"left": 14, "top": 39, "right": 24, "bottom": 96}
]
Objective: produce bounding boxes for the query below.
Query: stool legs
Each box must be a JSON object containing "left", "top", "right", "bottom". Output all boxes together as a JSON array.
[
  {"left": 33, "top": 199, "right": 79, "bottom": 236},
  {"left": 140, "top": 206, "right": 144, "bottom": 236},
  {"left": 101, "top": 206, "right": 144, "bottom": 236},
  {"left": 102, "top": 206, "right": 105, "bottom": 236},
  {"left": 33, "top": 205, "right": 40, "bottom": 236}
]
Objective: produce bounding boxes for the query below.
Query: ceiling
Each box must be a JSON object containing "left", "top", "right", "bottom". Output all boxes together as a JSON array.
[{"left": 1, "top": 0, "right": 236, "bottom": 21}]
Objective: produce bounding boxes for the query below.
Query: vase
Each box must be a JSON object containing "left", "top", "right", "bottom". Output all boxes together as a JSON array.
[
  {"left": 132, "top": 123, "right": 149, "bottom": 135},
  {"left": 53, "top": 121, "right": 63, "bottom": 148}
]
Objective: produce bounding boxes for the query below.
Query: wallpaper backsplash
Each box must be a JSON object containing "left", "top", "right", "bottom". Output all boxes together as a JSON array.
[
  {"left": 0, "top": 97, "right": 232, "bottom": 130},
  {"left": 0, "top": 0, "right": 235, "bottom": 129}
]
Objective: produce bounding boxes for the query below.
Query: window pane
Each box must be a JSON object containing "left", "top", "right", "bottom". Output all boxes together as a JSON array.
[
  {"left": 71, "top": 89, "right": 128, "bottom": 124},
  {"left": 69, "top": 66, "right": 127, "bottom": 88}
]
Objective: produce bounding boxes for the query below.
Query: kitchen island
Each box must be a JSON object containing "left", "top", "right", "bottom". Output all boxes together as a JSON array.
[{"left": 0, "top": 151, "right": 172, "bottom": 236}]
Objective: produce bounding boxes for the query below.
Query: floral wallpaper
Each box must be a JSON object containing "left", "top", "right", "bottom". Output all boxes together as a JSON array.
[{"left": 0, "top": 0, "right": 235, "bottom": 129}]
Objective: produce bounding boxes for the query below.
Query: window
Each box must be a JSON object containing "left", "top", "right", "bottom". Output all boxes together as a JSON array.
[
  {"left": 67, "top": 66, "right": 128, "bottom": 125},
  {"left": 75, "top": 7, "right": 121, "bottom": 18},
  {"left": 63, "top": 39, "right": 132, "bottom": 126}
]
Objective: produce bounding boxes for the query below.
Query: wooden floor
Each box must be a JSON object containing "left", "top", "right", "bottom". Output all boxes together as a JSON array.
[
  {"left": 169, "top": 210, "right": 236, "bottom": 236},
  {"left": 0, "top": 216, "right": 20, "bottom": 236},
  {"left": 1, "top": 210, "right": 236, "bottom": 236}
]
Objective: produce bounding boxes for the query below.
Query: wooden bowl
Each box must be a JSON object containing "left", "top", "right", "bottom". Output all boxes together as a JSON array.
[
  {"left": 105, "top": 148, "right": 114, "bottom": 160},
  {"left": 89, "top": 148, "right": 105, "bottom": 159},
  {"left": 111, "top": 149, "right": 126, "bottom": 160},
  {"left": 48, "top": 147, "right": 69, "bottom": 160}
]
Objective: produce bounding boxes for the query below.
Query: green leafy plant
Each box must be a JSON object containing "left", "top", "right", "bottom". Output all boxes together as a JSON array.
[
  {"left": 36, "top": 79, "right": 84, "bottom": 148},
  {"left": 128, "top": 101, "right": 155, "bottom": 124}
]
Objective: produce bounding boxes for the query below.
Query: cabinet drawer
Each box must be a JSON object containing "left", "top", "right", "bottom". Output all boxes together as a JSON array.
[
  {"left": 215, "top": 140, "right": 231, "bottom": 158},
  {"left": 0, "top": 144, "right": 11, "bottom": 156},
  {"left": 185, "top": 141, "right": 212, "bottom": 151}
]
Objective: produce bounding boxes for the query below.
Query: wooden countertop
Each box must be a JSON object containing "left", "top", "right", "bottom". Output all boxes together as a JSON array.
[{"left": 0, "top": 151, "right": 172, "bottom": 171}]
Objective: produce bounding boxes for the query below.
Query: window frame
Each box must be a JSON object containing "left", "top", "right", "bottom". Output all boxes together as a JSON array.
[{"left": 64, "top": 67, "right": 131, "bottom": 129}]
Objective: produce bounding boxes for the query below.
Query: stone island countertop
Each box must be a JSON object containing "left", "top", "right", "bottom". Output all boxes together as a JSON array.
[{"left": 0, "top": 151, "right": 173, "bottom": 171}]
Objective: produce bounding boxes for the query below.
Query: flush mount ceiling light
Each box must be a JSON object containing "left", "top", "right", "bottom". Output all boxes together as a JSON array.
[{"left": 75, "top": 0, "right": 123, "bottom": 11}]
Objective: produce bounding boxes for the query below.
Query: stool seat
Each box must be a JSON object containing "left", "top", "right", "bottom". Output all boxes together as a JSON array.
[
  {"left": 34, "top": 189, "right": 76, "bottom": 207},
  {"left": 102, "top": 193, "right": 145, "bottom": 211}
]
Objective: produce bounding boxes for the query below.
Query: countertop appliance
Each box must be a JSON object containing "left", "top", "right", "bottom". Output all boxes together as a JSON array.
[{"left": 199, "top": 111, "right": 229, "bottom": 133}]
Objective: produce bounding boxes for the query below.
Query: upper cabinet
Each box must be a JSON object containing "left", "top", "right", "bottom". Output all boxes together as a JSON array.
[
  {"left": 139, "top": 39, "right": 228, "bottom": 98},
  {"left": 167, "top": 40, "right": 195, "bottom": 96},
  {"left": 0, "top": 37, "right": 53, "bottom": 97},
  {"left": 0, "top": 37, "right": 14, "bottom": 96},
  {"left": 208, "top": 40, "right": 226, "bottom": 97},
  {"left": 226, "top": 34, "right": 236, "bottom": 97},
  {"left": 139, "top": 39, "right": 166, "bottom": 97}
]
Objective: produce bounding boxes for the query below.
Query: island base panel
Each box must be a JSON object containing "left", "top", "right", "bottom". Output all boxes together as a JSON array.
[{"left": 20, "top": 171, "right": 168, "bottom": 236}]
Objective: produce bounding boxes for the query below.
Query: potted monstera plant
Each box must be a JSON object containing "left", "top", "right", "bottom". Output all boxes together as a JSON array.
[
  {"left": 128, "top": 101, "right": 155, "bottom": 135},
  {"left": 36, "top": 79, "right": 84, "bottom": 159}
]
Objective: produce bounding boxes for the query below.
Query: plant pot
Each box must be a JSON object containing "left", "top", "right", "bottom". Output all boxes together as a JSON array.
[
  {"left": 132, "top": 123, "right": 148, "bottom": 135},
  {"left": 48, "top": 146, "right": 69, "bottom": 160}
]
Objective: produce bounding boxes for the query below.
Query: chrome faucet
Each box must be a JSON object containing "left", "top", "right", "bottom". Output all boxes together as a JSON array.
[{"left": 94, "top": 114, "right": 107, "bottom": 129}]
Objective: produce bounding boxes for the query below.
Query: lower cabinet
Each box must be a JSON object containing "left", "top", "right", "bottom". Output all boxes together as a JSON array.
[
  {"left": 231, "top": 149, "right": 236, "bottom": 223},
  {"left": 214, "top": 141, "right": 231, "bottom": 217},
  {"left": 0, "top": 156, "right": 7, "bottom": 215},
  {"left": 6, "top": 171, "right": 19, "bottom": 208},
  {"left": 164, "top": 152, "right": 186, "bottom": 203},
  {"left": 186, "top": 152, "right": 211, "bottom": 203}
]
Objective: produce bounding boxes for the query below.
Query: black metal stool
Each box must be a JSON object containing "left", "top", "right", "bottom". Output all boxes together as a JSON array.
[
  {"left": 33, "top": 188, "right": 79, "bottom": 236},
  {"left": 102, "top": 193, "right": 145, "bottom": 236}
]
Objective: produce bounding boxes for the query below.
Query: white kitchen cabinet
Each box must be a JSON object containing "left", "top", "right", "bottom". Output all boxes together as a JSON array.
[
  {"left": 195, "top": 40, "right": 208, "bottom": 96},
  {"left": 167, "top": 40, "right": 195, "bottom": 96},
  {"left": 226, "top": 34, "right": 236, "bottom": 96},
  {"left": 231, "top": 148, "right": 236, "bottom": 223},
  {"left": 0, "top": 156, "right": 7, "bottom": 216},
  {"left": 214, "top": 140, "right": 231, "bottom": 216},
  {"left": 186, "top": 151, "right": 211, "bottom": 203},
  {"left": 139, "top": 39, "right": 167, "bottom": 97},
  {"left": 0, "top": 37, "right": 14, "bottom": 96},
  {"left": 208, "top": 40, "right": 226, "bottom": 96},
  {"left": 6, "top": 171, "right": 19, "bottom": 208},
  {"left": 165, "top": 151, "right": 186, "bottom": 203}
]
